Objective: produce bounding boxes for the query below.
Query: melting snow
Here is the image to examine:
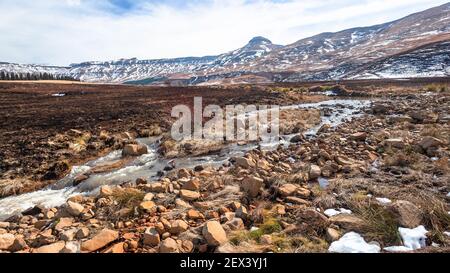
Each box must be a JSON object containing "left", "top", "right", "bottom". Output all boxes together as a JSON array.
[
  {"left": 384, "top": 246, "right": 413, "bottom": 252},
  {"left": 444, "top": 231, "right": 450, "bottom": 237},
  {"left": 328, "top": 232, "right": 381, "bottom": 253},
  {"left": 375, "top": 197, "right": 392, "bottom": 204},
  {"left": 52, "top": 93, "right": 66, "bottom": 97},
  {"left": 399, "top": 226, "right": 428, "bottom": 250},
  {"left": 324, "top": 208, "right": 352, "bottom": 217},
  {"left": 384, "top": 226, "right": 428, "bottom": 252}
]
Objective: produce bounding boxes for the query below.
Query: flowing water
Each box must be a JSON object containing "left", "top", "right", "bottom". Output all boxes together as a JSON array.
[{"left": 0, "top": 99, "right": 371, "bottom": 220}]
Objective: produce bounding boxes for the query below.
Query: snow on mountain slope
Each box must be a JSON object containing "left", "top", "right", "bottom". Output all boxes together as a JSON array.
[
  {"left": 1, "top": 3, "right": 449, "bottom": 84},
  {"left": 68, "top": 56, "right": 217, "bottom": 83},
  {"left": 0, "top": 63, "right": 69, "bottom": 76},
  {"left": 347, "top": 40, "right": 450, "bottom": 79}
]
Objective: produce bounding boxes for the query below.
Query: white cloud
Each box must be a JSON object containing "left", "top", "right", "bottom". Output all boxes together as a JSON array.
[{"left": 0, "top": 0, "right": 448, "bottom": 65}]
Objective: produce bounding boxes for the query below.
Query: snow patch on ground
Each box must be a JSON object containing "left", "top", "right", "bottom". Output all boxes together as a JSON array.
[
  {"left": 399, "top": 226, "right": 428, "bottom": 250},
  {"left": 375, "top": 197, "right": 392, "bottom": 204},
  {"left": 328, "top": 232, "right": 381, "bottom": 253},
  {"left": 324, "top": 208, "right": 352, "bottom": 217},
  {"left": 384, "top": 246, "right": 413, "bottom": 252},
  {"left": 383, "top": 226, "right": 428, "bottom": 252}
]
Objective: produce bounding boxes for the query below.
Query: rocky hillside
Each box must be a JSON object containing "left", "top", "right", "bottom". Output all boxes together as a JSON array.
[{"left": 1, "top": 3, "right": 449, "bottom": 84}]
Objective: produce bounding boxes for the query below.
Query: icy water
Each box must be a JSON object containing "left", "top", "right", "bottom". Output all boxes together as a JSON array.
[{"left": 0, "top": 99, "right": 370, "bottom": 220}]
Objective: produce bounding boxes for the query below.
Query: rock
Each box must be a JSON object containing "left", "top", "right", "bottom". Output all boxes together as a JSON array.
[
  {"left": 383, "top": 138, "right": 405, "bottom": 149},
  {"left": 33, "top": 241, "right": 66, "bottom": 253},
  {"left": 178, "top": 168, "right": 190, "bottom": 179},
  {"left": 326, "top": 228, "right": 341, "bottom": 242},
  {"left": 22, "top": 205, "right": 44, "bottom": 216},
  {"left": 202, "top": 221, "right": 228, "bottom": 247},
  {"left": 76, "top": 227, "right": 90, "bottom": 239},
  {"left": 372, "top": 103, "right": 388, "bottom": 114},
  {"left": 273, "top": 204, "right": 286, "bottom": 215},
  {"left": 179, "top": 240, "right": 194, "bottom": 253},
  {"left": 175, "top": 198, "right": 192, "bottom": 208},
  {"left": 182, "top": 179, "right": 201, "bottom": 191},
  {"left": 0, "top": 222, "right": 10, "bottom": 229},
  {"left": 290, "top": 134, "right": 304, "bottom": 143},
  {"left": 150, "top": 182, "right": 167, "bottom": 193},
  {"left": 66, "top": 201, "right": 84, "bottom": 217},
  {"left": 103, "top": 242, "right": 125, "bottom": 254},
  {"left": 143, "top": 227, "right": 160, "bottom": 247},
  {"left": 9, "top": 237, "right": 28, "bottom": 252},
  {"left": 418, "top": 136, "right": 444, "bottom": 150},
  {"left": 81, "top": 229, "right": 119, "bottom": 253},
  {"left": 159, "top": 238, "right": 179, "bottom": 253},
  {"left": 285, "top": 196, "right": 310, "bottom": 205},
  {"left": 330, "top": 214, "right": 365, "bottom": 231},
  {"left": 143, "top": 193, "right": 154, "bottom": 201},
  {"left": 335, "top": 156, "right": 352, "bottom": 166},
  {"left": 55, "top": 217, "right": 74, "bottom": 231},
  {"left": 260, "top": 235, "right": 272, "bottom": 245},
  {"left": 170, "top": 220, "right": 189, "bottom": 234},
  {"left": 297, "top": 187, "right": 311, "bottom": 198},
  {"left": 180, "top": 190, "right": 201, "bottom": 201},
  {"left": 187, "top": 209, "right": 204, "bottom": 220},
  {"left": 241, "top": 176, "right": 264, "bottom": 198},
  {"left": 350, "top": 132, "right": 367, "bottom": 141},
  {"left": 99, "top": 185, "right": 113, "bottom": 197},
  {"left": 60, "top": 229, "right": 77, "bottom": 241},
  {"left": 73, "top": 174, "right": 89, "bottom": 186},
  {"left": 139, "top": 201, "right": 156, "bottom": 213},
  {"left": 234, "top": 157, "right": 255, "bottom": 169},
  {"left": 0, "top": 233, "right": 15, "bottom": 250},
  {"left": 297, "top": 209, "right": 329, "bottom": 230},
  {"left": 278, "top": 184, "right": 298, "bottom": 197},
  {"left": 309, "top": 165, "right": 322, "bottom": 180},
  {"left": 388, "top": 200, "right": 422, "bottom": 228},
  {"left": 224, "top": 218, "right": 245, "bottom": 231},
  {"left": 235, "top": 206, "right": 249, "bottom": 220},
  {"left": 135, "top": 177, "right": 148, "bottom": 185},
  {"left": 61, "top": 241, "right": 80, "bottom": 253},
  {"left": 122, "top": 144, "right": 148, "bottom": 157}
]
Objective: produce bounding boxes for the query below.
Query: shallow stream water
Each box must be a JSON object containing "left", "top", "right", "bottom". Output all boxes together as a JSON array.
[{"left": 0, "top": 99, "right": 371, "bottom": 220}]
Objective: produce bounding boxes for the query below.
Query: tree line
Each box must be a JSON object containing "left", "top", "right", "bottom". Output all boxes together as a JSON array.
[{"left": 0, "top": 71, "right": 79, "bottom": 81}]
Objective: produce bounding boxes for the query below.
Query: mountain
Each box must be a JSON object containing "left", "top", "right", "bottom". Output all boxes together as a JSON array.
[{"left": 1, "top": 3, "right": 449, "bottom": 84}]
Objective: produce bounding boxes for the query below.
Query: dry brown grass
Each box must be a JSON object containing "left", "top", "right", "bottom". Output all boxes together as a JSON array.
[
  {"left": 111, "top": 188, "right": 145, "bottom": 210},
  {"left": 383, "top": 147, "right": 423, "bottom": 169},
  {"left": 345, "top": 195, "right": 402, "bottom": 246}
]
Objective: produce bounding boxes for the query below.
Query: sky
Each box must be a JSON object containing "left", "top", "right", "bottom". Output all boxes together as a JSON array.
[{"left": 0, "top": 0, "right": 448, "bottom": 66}]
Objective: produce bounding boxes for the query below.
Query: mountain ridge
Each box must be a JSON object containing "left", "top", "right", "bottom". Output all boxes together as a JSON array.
[{"left": 1, "top": 3, "right": 450, "bottom": 85}]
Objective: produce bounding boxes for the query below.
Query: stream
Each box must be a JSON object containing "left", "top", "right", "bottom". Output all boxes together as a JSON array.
[{"left": 0, "top": 99, "right": 371, "bottom": 220}]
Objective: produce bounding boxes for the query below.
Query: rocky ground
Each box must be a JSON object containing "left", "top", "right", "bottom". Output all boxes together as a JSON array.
[
  {"left": 0, "top": 82, "right": 320, "bottom": 197},
  {"left": 0, "top": 81, "right": 449, "bottom": 253}
]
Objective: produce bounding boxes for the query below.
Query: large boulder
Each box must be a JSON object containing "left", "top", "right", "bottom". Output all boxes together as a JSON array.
[
  {"left": 388, "top": 200, "right": 422, "bottom": 228},
  {"left": 233, "top": 157, "right": 255, "bottom": 169},
  {"left": 143, "top": 227, "right": 160, "bottom": 247},
  {"left": 80, "top": 229, "right": 119, "bottom": 253},
  {"left": 32, "top": 241, "right": 66, "bottom": 253},
  {"left": 180, "top": 190, "right": 201, "bottom": 201},
  {"left": 329, "top": 214, "right": 365, "bottom": 231},
  {"left": 66, "top": 201, "right": 84, "bottom": 217},
  {"left": 241, "top": 176, "right": 264, "bottom": 198},
  {"left": 0, "top": 233, "right": 15, "bottom": 250},
  {"left": 202, "top": 221, "right": 228, "bottom": 247},
  {"left": 122, "top": 144, "right": 148, "bottom": 157},
  {"left": 159, "top": 238, "right": 179, "bottom": 253},
  {"left": 309, "top": 165, "right": 322, "bottom": 180}
]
